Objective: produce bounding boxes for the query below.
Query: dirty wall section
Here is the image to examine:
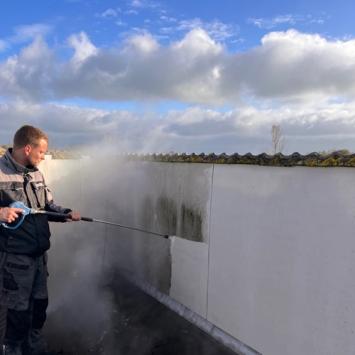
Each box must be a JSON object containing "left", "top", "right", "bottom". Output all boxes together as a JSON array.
[{"left": 40, "top": 158, "right": 213, "bottom": 329}]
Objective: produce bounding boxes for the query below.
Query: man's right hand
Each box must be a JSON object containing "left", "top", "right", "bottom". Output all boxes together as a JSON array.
[{"left": 0, "top": 208, "right": 24, "bottom": 223}]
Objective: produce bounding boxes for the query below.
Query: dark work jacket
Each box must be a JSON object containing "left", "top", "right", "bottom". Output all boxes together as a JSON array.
[{"left": 0, "top": 149, "right": 71, "bottom": 256}]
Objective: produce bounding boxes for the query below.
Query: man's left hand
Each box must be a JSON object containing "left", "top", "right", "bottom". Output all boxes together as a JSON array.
[{"left": 68, "top": 211, "right": 81, "bottom": 221}]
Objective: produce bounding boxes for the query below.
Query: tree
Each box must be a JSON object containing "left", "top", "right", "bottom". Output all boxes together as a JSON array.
[{"left": 271, "top": 124, "right": 284, "bottom": 154}]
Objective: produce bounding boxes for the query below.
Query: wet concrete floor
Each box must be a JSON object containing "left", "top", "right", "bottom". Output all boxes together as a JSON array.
[{"left": 45, "top": 274, "right": 238, "bottom": 355}]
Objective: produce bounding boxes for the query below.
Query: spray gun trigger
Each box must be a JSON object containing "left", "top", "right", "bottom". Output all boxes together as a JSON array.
[{"left": 9, "top": 201, "right": 31, "bottom": 214}]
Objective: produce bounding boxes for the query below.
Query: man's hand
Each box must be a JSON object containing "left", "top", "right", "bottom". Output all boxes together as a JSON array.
[
  {"left": 67, "top": 211, "right": 81, "bottom": 222},
  {"left": 0, "top": 207, "right": 24, "bottom": 223}
]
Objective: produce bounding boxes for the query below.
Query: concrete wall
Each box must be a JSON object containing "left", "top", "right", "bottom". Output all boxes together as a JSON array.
[{"left": 41, "top": 159, "right": 355, "bottom": 355}]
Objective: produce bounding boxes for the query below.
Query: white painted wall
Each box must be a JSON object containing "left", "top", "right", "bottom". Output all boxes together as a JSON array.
[
  {"left": 170, "top": 237, "right": 209, "bottom": 318},
  {"left": 40, "top": 159, "right": 355, "bottom": 355},
  {"left": 208, "top": 165, "right": 355, "bottom": 355}
]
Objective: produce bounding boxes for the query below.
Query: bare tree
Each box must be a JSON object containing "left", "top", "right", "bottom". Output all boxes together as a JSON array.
[{"left": 271, "top": 124, "right": 284, "bottom": 154}]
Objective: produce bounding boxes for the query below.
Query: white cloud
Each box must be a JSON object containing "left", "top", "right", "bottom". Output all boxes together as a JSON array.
[
  {"left": 2, "top": 100, "right": 355, "bottom": 153},
  {"left": 0, "top": 23, "right": 51, "bottom": 53},
  {"left": 11, "top": 24, "right": 52, "bottom": 43},
  {"left": 131, "top": 0, "right": 144, "bottom": 7},
  {"left": 126, "top": 32, "right": 160, "bottom": 53},
  {"left": 0, "top": 23, "right": 52, "bottom": 52},
  {"left": 98, "top": 8, "right": 119, "bottom": 18},
  {"left": 177, "top": 18, "right": 239, "bottom": 42},
  {"left": 248, "top": 15, "right": 297, "bottom": 29},
  {"left": 159, "top": 15, "right": 177, "bottom": 23},
  {"left": 115, "top": 20, "right": 127, "bottom": 27},
  {"left": 248, "top": 14, "right": 326, "bottom": 29},
  {"left": 47, "top": 28, "right": 223, "bottom": 104},
  {"left": 1, "top": 23, "right": 355, "bottom": 153},
  {"left": 223, "top": 29, "right": 355, "bottom": 101},
  {"left": 0, "top": 39, "right": 7, "bottom": 52},
  {"left": 124, "top": 9, "right": 138, "bottom": 15},
  {"left": 67, "top": 32, "right": 98, "bottom": 67},
  {"left": 151, "top": 102, "right": 355, "bottom": 153},
  {"left": 172, "top": 28, "right": 222, "bottom": 57},
  {"left": 130, "top": 0, "right": 159, "bottom": 9},
  {"left": 1, "top": 29, "right": 355, "bottom": 107},
  {"left": 0, "top": 37, "right": 54, "bottom": 100}
]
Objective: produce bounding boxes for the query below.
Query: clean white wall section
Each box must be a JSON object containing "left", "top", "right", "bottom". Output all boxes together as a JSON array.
[
  {"left": 170, "top": 237, "right": 209, "bottom": 318},
  {"left": 208, "top": 165, "right": 355, "bottom": 355}
]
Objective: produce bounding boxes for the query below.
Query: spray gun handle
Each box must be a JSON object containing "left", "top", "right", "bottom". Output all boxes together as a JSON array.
[{"left": 1, "top": 201, "right": 31, "bottom": 230}]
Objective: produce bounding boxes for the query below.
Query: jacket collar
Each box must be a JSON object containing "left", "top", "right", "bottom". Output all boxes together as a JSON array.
[{"left": 4, "top": 148, "right": 38, "bottom": 174}]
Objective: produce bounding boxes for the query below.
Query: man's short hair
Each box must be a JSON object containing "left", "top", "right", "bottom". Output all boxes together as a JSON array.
[{"left": 13, "top": 125, "right": 48, "bottom": 149}]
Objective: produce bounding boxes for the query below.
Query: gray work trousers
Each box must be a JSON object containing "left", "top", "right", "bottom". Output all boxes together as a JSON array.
[
  {"left": 0, "top": 252, "right": 7, "bottom": 351},
  {"left": 1, "top": 253, "right": 48, "bottom": 355}
]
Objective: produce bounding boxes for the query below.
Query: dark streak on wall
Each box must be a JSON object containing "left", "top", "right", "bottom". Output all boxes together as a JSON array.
[
  {"left": 154, "top": 196, "right": 203, "bottom": 243},
  {"left": 156, "top": 196, "right": 178, "bottom": 236},
  {"left": 139, "top": 196, "right": 172, "bottom": 294},
  {"left": 180, "top": 204, "right": 203, "bottom": 242}
]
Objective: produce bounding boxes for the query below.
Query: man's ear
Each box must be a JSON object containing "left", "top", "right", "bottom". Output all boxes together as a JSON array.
[{"left": 24, "top": 144, "right": 32, "bottom": 156}]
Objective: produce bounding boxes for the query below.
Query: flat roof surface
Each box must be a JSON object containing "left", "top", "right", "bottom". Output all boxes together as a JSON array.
[{"left": 45, "top": 274, "right": 238, "bottom": 355}]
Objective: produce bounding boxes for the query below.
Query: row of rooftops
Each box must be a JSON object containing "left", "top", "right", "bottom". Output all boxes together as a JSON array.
[
  {"left": 2, "top": 146, "right": 355, "bottom": 167},
  {"left": 124, "top": 151, "right": 355, "bottom": 167}
]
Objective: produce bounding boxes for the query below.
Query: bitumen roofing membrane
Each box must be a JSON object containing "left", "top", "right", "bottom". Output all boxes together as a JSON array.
[{"left": 44, "top": 274, "right": 237, "bottom": 355}]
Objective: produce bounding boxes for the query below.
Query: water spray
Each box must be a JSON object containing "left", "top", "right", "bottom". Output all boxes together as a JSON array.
[{"left": 1, "top": 201, "right": 169, "bottom": 239}]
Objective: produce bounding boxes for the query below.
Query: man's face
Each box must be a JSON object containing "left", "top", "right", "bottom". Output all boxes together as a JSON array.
[{"left": 25, "top": 138, "right": 48, "bottom": 167}]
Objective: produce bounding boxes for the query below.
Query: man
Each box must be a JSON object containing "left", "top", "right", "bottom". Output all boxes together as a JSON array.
[{"left": 0, "top": 126, "right": 80, "bottom": 355}]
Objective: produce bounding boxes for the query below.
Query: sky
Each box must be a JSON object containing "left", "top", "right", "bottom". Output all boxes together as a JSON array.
[{"left": 1, "top": 0, "right": 355, "bottom": 154}]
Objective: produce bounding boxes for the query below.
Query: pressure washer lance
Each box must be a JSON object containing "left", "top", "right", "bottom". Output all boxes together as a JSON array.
[{"left": 1, "top": 201, "right": 169, "bottom": 239}]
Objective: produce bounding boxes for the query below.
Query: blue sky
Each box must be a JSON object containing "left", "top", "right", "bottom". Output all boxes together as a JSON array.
[
  {"left": 1, "top": 0, "right": 351, "bottom": 53},
  {"left": 1, "top": 0, "right": 355, "bottom": 153}
]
